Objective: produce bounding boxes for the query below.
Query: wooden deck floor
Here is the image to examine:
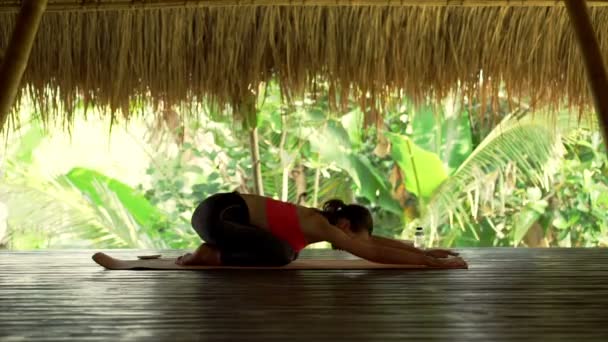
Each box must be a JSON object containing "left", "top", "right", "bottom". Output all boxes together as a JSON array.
[{"left": 1, "top": 248, "right": 608, "bottom": 341}]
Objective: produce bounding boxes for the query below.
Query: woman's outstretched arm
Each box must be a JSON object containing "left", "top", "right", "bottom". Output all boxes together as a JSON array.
[
  {"left": 319, "top": 222, "right": 467, "bottom": 268},
  {"left": 370, "top": 235, "right": 460, "bottom": 259}
]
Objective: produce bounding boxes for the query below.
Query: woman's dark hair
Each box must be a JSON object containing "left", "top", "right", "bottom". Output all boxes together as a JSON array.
[{"left": 321, "top": 199, "right": 373, "bottom": 234}]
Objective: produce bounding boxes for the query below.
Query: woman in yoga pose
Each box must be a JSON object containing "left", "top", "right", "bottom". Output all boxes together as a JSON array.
[{"left": 176, "top": 191, "right": 467, "bottom": 268}]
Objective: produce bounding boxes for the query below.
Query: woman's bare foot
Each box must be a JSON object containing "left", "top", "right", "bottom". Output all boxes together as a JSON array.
[{"left": 176, "top": 243, "right": 222, "bottom": 266}]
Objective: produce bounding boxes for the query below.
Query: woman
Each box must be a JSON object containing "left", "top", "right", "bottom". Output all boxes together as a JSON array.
[{"left": 176, "top": 191, "right": 467, "bottom": 268}]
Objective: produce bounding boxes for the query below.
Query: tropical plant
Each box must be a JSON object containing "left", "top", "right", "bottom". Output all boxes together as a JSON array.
[
  {"left": 2, "top": 81, "right": 606, "bottom": 250},
  {"left": 140, "top": 84, "right": 406, "bottom": 240},
  {"left": 0, "top": 111, "right": 193, "bottom": 249},
  {"left": 465, "top": 129, "right": 608, "bottom": 248},
  {"left": 402, "top": 106, "right": 601, "bottom": 247},
  {"left": 0, "top": 168, "right": 173, "bottom": 249},
  {"left": 548, "top": 131, "right": 608, "bottom": 247}
]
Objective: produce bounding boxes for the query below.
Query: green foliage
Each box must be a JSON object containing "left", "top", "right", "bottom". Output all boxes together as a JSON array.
[
  {"left": 2, "top": 83, "right": 606, "bottom": 250},
  {"left": 1, "top": 115, "right": 192, "bottom": 249},
  {"left": 422, "top": 110, "right": 564, "bottom": 246},
  {"left": 309, "top": 124, "right": 401, "bottom": 215},
  {"left": 64, "top": 167, "right": 167, "bottom": 231},
  {"left": 511, "top": 187, "right": 547, "bottom": 246},
  {"left": 0, "top": 175, "right": 169, "bottom": 249},
  {"left": 546, "top": 131, "right": 608, "bottom": 247},
  {"left": 409, "top": 101, "right": 473, "bottom": 172},
  {"left": 12, "top": 121, "right": 46, "bottom": 164},
  {"left": 437, "top": 122, "right": 607, "bottom": 248},
  {"left": 385, "top": 132, "right": 447, "bottom": 201},
  {"left": 139, "top": 122, "right": 242, "bottom": 249}
]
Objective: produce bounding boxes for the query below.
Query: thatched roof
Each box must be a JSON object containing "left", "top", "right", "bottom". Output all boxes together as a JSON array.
[
  {"left": 2, "top": 1, "right": 608, "bottom": 124},
  {"left": 3, "top": 1, "right": 608, "bottom": 12}
]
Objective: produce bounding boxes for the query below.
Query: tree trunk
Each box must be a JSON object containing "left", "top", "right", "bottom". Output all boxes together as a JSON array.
[
  {"left": 0, "top": 0, "right": 48, "bottom": 132},
  {"left": 281, "top": 166, "right": 290, "bottom": 201},
  {"left": 313, "top": 166, "right": 321, "bottom": 207},
  {"left": 291, "top": 164, "right": 307, "bottom": 205},
  {"left": 279, "top": 114, "right": 290, "bottom": 201},
  {"left": 249, "top": 127, "right": 264, "bottom": 196}
]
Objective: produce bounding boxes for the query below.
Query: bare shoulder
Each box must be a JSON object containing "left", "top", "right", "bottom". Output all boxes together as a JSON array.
[
  {"left": 296, "top": 205, "right": 321, "bottom": 218},
  {"left": 296, "top": 206, "right": 331, "bottom": 242},
  {"left": 238, "top": 193, "right": 264, "bottom": 203},
  {"left": 296, "top": 206, "right": 325, "bottom": 229}
]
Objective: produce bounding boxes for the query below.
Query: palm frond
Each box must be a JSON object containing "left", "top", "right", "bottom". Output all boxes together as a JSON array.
[
  {"left": 421, "top": 109, "right": 572, "bottom": 245},
  {"left": 0, "top": 164, "right": 171, "bottom": 249},
  {"left": 0, "top": 181, "right": 129, "bottom": 248},
  {"left": 84, "top": 181, "right": 168, "bottom": 249}
]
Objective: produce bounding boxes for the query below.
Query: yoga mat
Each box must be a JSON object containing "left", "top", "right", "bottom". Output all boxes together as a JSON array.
[{"left": 92, "top": 252, "right": 430, "bottom": 270}]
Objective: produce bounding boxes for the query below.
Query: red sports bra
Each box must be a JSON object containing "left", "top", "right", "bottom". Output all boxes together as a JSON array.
[{"left": 265, "top": 198, "right": 308, "bottom": 252}]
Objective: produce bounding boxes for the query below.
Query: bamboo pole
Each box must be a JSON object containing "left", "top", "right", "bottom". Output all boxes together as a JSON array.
[
  {"left": 239, "top": 93, "right": 264, "bottom": 196},
  {"left": 564, "top": 0, "right": 608, "bottom": 149},
  {"left": 2, "top": 0, "right": 608, "bottom": 13},
  {"left": 0, "top": 0, "right": 47, "bottom": 132},
  {"left": 249, "top": 127, "right": 264, "bottom": 196}
]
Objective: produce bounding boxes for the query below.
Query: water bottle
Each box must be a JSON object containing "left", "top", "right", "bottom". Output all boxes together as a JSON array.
[{"left": 414, "top": 226, "right": 425, "bottom": 249}]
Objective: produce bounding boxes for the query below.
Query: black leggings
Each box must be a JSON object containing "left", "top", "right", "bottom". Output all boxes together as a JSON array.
[{"left": 191, "top": 192, "right": 297, "bottom": 266}]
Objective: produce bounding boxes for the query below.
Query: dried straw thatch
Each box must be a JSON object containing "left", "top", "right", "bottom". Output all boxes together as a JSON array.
[
  {"left": 3, "top": 1, "right": 608, "bottom": 12},
  {"left": 1, "top": 3, "right": 608, "bottom": 125}
]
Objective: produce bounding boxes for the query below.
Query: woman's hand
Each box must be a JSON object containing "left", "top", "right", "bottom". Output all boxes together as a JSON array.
[
  {"left": 426, "top": 255, "right": 468, "bottom": 269},
  {"left": 423, "top": 249, "right": 467, "bottom": 268},
  {"left": 425, "top": 248, "right": 460, "bottom": 259}
]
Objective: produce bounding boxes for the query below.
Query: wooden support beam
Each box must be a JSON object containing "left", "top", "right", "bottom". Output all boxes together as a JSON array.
[
  {"left": 565, "top": 0, "right": 608, "bottom": 149},
  {"left": 0, "top": 0, "right": 47, "bottom": 133},
  {"left": 2, "top": 0, "right": 608, "bottom": 13},
  {"left": 249, "top": 127, "right": 264, "bottom": 196}
]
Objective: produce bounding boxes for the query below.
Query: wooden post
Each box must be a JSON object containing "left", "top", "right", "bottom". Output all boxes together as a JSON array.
[
  {"left": 239, "top": 93, "right": 264, "bottom": 196},
  {"left": 0, "top": 0, "right": 47, "bottom": 133},
  {"left": 249, "top": 127, "right": 264, "bottom": 196},
  {"left": 564, "top": 0, "right": 608, "bottom": 148}
]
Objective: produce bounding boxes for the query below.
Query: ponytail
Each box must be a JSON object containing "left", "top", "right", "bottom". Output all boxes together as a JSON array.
[
  {"left": 320, "top": 199, "right": 373, "bottom": 234},
  {"left": 322, "top": 199, "right": 346, "bottom": 224}
]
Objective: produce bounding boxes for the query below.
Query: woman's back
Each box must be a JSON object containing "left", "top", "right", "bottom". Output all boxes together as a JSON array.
[{"left": 238, "top": 193, "right": 322, "bottom": 244}]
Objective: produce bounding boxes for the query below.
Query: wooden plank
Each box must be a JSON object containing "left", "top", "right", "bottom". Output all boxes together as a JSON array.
[
  {"left": 2, "top": 0, "right": 608, "bottom": 13},
  {"left": 565, "top": 0, "right": 608, "bottom": 154},
  {"left": 1, "top": 248, "right": 608, "bottom": 341}
]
